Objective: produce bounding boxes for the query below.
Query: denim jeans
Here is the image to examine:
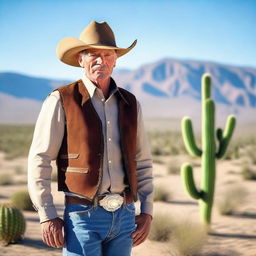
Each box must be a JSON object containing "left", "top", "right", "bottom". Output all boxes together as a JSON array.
[{"left": 62, "top": 202, "right": 136, "bottom": 256}]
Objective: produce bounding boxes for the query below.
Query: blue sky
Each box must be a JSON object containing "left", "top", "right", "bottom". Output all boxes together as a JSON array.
[{"left": 0, "top": 0, "right": 255, "bottom": 80}]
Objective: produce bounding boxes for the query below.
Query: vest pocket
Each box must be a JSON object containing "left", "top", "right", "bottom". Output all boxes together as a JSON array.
[{"left": 61, "top": 167, "right": 89, "bottom": 173}]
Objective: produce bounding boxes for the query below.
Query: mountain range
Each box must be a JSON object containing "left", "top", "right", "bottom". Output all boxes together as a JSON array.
[{"left": 0, "top": 58, "right": 256, "bottom": 125}]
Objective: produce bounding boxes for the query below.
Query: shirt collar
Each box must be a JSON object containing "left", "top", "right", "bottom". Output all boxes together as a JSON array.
[
  {"left": 81, "top": 74, "right": 129, "bottom": 105},
  {"left": 81, "top": 74, "right": 97, "bottom": 98}
]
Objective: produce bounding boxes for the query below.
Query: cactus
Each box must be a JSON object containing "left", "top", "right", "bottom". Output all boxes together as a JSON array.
[
  {"left": 181, "top": 73, "right": 236, "bottom": 226},
  {"left": 11, "top": 190, "right": 35, "bottom": 211},
  {"left": 0, "top": 203, "right": 26, "bottom": 245}
]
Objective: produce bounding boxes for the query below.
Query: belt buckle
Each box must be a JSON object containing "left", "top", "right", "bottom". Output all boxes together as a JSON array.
[{"left": 99, "top": 194, "right": 124, "bottom": 212}]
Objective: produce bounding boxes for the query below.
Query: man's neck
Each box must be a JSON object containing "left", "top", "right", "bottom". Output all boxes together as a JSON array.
[
  {"left": 89, "top": 76, "right": 111, "bottom": 98},
  {"left": 97, "top": 78, "right": 111, "bottom": 98}
]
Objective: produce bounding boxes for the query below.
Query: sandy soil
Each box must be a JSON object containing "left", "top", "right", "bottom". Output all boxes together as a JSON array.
[{"left": 0, "top": 152, "right": 256, "bottom": 256}]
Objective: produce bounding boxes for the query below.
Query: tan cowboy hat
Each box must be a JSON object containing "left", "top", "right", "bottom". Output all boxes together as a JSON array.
[{"left": 56, "top": 21, "right": 137, "bottom": 67}]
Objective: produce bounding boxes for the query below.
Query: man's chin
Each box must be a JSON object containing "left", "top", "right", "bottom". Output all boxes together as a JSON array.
[{"left": 94, "top": 73, "right": 109, "bottom": 80}]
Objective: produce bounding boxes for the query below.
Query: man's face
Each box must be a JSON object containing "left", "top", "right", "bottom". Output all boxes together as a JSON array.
[{"left": 79, "top": 49, "right": 117, "bottom": 83}]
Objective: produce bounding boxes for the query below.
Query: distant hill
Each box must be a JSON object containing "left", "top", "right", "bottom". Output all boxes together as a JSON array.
[
  {"left": 113, "top": 58, "right": 256, "bottom": 108},
  {"left": 0, "top": 72, "right": 69, "bottom": 101},
  {"left": 0, "top": 58, "right": 256, "bottom": 124}
]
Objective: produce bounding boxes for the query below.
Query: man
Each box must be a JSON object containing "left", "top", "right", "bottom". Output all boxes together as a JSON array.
[{"left": 28, "top": 21, "right": 153, "bottom": 256}]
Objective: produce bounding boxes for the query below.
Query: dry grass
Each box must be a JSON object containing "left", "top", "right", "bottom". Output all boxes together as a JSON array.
[
  {"left": 149, "top": 213, "right": 207, "bottom": 256},
  {"left": 241, "top": 165, "right": 256, "bottom": 180},
  {"left": 0, "top": 125, "right": 34, "bottom": 160},
  {"left": 154, "top": 186, "right": 172, "bottom": 202},
  {"left": 14, "top": 165, "right": 24, "bottom": 174},
  {"left": 216, "top": 185, "right": 249, "bottom": 215},
  {"left": 51, "top": 171, "right": 58, "bottom": 182},
  {"left": 169, "top": 218, "right": 208, "bottom": 256},
  {"left": 152, "top": 156, "right": 165, "bottom": 164},
  {"left": 148, "top": 214, "right": 173, "bottom": 242},
  {"left": 148, "top": 130, "right": 186, "bottom": 156},
  {"left": 0, "top": 173, "right": 14, "bottom": 185},
  {"left": 167, "top": 161, "right": 181, "bottom": 175},
  {"left": 240, "top": 145, "right": 256, "bottom": 164}
]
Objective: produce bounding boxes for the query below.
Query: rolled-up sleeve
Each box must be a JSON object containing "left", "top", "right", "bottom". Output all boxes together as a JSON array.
[
  {"left": 136, "top": 101, "right": 154, "bottom": 216},
  {"left": 27, "top": 91, "right": 65, "bottom": 223}
]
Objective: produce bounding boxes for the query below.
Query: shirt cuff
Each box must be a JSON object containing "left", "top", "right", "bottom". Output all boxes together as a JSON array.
[
  {"left": 34, "top": 205, "right": 59, "bottom": 223},
  {"left": 140, "top": 201, "right": 153, "bottom": 217}
]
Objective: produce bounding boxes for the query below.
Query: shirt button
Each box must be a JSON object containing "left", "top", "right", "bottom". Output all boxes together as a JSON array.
[
  {"left": 108, "top": 160, "right": 112, "bottom": 164},
  {"left": 101, "top": 98, "right": 105, "bottom": 102},
  {"left": 108, "top": 138, "right": 112, "bottom": 141},
  {"left": 107, "top": 121, "right": 110, "bottom": 125}
]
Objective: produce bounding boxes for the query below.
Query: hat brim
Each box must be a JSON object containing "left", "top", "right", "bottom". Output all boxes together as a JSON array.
[{"left": 56, "top": 37, "right": 137, "bottom": 67}]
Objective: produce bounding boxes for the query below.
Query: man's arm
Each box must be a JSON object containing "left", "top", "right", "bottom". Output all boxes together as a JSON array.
[
  {"left": 28, "top": 91, "right": 65, "bottom": 222},
  {"left": 27, "top": 90, "right": 65, "bottom": 247},
  {"left": 132, "top": 100, "right": 154, "bottom": 246},
  {"left": 135, "top": 101, "right": 154, "bottom": 216}
]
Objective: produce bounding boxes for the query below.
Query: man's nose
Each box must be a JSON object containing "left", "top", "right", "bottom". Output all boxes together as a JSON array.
[{"left": 96, "top": 55, "right": 106, "bottom": 64}]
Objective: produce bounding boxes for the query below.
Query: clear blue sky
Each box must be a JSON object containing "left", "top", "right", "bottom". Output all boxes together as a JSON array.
[{"left": 0, "top": 0, "right": 255, "bottom": 80}]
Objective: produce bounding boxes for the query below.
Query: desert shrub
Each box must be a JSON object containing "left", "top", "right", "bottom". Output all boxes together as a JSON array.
[
  {"left": 170, "top": 219, "right": 207, "bottom": 256},
  {"left": 242, "top": 145, "right": 256, "bottom": 165},
  {"left": 152, "top": 156, "right": 165, "bottom": 164},
  {"left": 232, "top": 135, "right": 256, "bottom": 162},
  {"left": 241, "top": 165, "right": 256, "bottom": 180},
  {"left": 224, "top": 134, "right": 256, "bottom": 161},
  {"left": 224, "top": 143, "right": 240, "bottom": 160},
  {"left": 154, "top": 186, "right": 171, "bottom": 202},
  {"left": 11, "top": 190, "right": 35, "bottom": 211},
  {"left": 0, "top": 125, "right": 34, "bottom": 160},
  {"left": 150, "top": 214, "right": 207, "bottom": 255},
  {"left": 216, "top": 185, "right": 248, "bottom": 215},
  {"left": 14, "top": 166, "right": 24, "bottom": 174},
  {"left": 0, "top": 174, "right": 14, "bottom": 185},
  {"left": 148, "top": 214, "right": 173, "bottom": 242},
  {"left": 51, "top": 171, "right": 58, "bottom": 182},
  {"left": 167, "top": 161, "right": 181, "bottom": 175},
  {"left": 148, "top": 131, "right": 186, "bottom": 156}
]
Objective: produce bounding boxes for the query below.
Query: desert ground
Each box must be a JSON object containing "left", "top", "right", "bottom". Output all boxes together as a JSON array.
[{"left": 0, "top": 123, "right": 256, "bottom": 256}]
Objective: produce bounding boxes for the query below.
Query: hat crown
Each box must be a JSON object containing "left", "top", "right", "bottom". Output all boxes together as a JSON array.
[{"left": 79, "top": 21, "right": 117, "bottom": 47}]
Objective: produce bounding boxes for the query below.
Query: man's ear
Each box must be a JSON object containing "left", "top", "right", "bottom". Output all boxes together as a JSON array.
[{"left": 77, "top": 54, "right": 84, "bottom": 67}]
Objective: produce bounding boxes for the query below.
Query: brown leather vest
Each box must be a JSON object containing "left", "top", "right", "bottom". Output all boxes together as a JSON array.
[{"left": 55, "top": 79, "right": 138, "bottom": 201}]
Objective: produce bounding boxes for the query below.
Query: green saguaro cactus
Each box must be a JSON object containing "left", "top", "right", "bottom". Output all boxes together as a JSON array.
[{"left": 181, "top": 73, "right": 236, "bottom": 226}]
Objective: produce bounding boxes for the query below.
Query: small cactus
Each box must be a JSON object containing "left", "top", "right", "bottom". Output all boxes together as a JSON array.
[
  {"left": 181, "top": 73, "right": 236, "bottom": 226},
  {"left": 0, "top": 203, "right": 26, "bottom": 245},
  {"left": 11, "top": 190, "right": 35, "bottom": 211}
]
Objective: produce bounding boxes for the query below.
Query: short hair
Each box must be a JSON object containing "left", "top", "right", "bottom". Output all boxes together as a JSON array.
[{"left": 78, "top": 49, "right": 88, "bottom": 58}]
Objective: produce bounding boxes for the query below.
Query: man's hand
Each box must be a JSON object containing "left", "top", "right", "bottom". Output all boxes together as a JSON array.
[
  {"left": 41, "top": 217, "right": 64, "bottom": 248},
  {"left": 132, "top": 213, "right": 152, "bottom": 247}
]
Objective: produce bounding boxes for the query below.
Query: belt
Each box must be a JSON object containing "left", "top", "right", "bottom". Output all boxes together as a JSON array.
[{"left": 65, "top": 192, "right": 133, "bottom": 206}]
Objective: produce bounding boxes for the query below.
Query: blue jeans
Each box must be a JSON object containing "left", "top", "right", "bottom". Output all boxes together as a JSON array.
[{"left": 62, "top": 202, "right": 136, "bottom": 256}]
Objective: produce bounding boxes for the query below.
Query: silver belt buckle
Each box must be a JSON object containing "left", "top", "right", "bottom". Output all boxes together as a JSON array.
[{"left": 99, "top": 194, "right": 124, "bottom": 212}]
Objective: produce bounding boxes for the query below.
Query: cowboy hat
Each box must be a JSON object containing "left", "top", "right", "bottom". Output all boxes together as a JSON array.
[{"left": 56, "top": 21, "right": 137, "bottom": 67}]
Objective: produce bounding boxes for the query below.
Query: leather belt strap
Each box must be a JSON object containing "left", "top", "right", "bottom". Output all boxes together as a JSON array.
[{"left": 65, "top": 192, "right": 133, "bottom": 206}]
